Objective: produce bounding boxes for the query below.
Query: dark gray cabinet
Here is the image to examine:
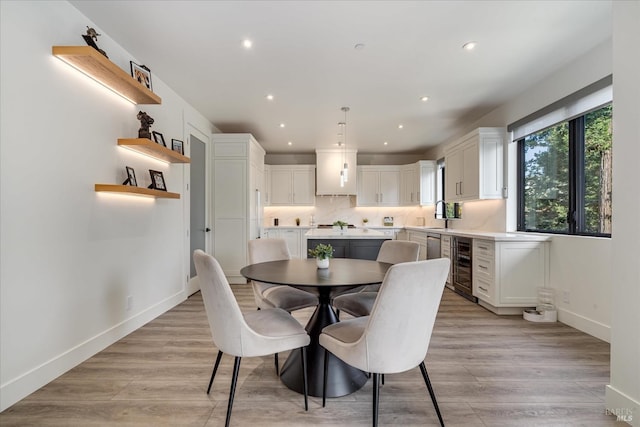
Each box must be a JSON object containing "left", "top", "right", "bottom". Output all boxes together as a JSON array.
[{"left": 307, "top": 239, "right": 389, "bottom": 261}]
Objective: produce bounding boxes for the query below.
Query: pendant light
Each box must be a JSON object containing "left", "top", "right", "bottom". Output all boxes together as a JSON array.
[{"left": 341, "top": 107, "right": 350, "bottom": 183}]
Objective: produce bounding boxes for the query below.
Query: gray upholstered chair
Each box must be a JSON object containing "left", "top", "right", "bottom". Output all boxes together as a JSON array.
[
  {"left": 193, "top": 250, "right": 310, "bottom": 427},
  {"left": 248, "top": 238, "right": 318, "bottom": 373},
  {"left": 320, "top": 258, "right": 450, "bottom": 427},
  {"left": 332, "top": 240, "right": 420, "bottom": 318}
]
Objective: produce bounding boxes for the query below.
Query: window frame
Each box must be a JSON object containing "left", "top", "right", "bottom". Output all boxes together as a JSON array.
[{"left": 517, "top": 105, "right": 612, "bottom": 238}]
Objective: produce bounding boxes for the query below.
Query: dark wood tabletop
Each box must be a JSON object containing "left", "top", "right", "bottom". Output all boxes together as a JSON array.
[{"left": 240, "top": 258, "right": 391, "bottom": 290}]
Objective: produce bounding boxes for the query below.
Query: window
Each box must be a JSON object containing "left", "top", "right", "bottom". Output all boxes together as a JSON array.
[{"left": 517, "top": 104, "right": 612, "bottom": 236}]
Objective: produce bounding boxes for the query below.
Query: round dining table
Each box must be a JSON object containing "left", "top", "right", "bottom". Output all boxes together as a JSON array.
[{"left": 240, "top": 258, "right": 392, "bottom": 398}]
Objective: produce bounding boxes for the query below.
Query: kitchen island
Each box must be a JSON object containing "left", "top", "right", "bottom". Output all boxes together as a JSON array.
[{"left": 305, "top": 228, "right": 392, "bottom": 260}]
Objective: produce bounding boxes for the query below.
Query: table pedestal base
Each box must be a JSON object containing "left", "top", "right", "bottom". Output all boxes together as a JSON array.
[{"left": 280, "top": 298, "right": 368, "bottom": 397}]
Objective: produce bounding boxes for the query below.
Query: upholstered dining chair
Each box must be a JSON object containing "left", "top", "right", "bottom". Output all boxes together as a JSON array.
[
  {"left": 320, "top": 258, "right": 450, "bottom": 427},
  {"left": 248, "top": 238, "right": 318, "bottom": 374},
  {"left": 332, "top": 240, "right": 420, "bottom": 318},
  {"left": 193, "top": 250, "right": 310, "bottom": 427}
]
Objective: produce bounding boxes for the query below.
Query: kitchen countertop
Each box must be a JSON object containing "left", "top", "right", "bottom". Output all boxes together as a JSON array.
[
  {"left": 305, "top": 228, "right": 391, "bottom": 239},
  {"left": 403, "top": 226, "right": 551, "bottom": 242}
]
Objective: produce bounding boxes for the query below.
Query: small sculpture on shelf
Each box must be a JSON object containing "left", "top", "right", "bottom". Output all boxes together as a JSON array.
[
  {"left": 82, "top": 26, "right": 108, "bottom": 58},
  {"left": 137, "top": 111, "right": 154, "bottom": 139}
]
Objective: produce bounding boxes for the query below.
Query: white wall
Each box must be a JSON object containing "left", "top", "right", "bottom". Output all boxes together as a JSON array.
[
  {"left": 0, "top": 1, "right": 213, "bottom": 410},
  {"left": 606, "top": 1, "right": 640, "bottom": 424}
]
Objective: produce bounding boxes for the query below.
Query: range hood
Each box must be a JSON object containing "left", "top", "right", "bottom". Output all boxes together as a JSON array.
[{"left": 316, "top": 149, "right": 357, "bottom": 195}]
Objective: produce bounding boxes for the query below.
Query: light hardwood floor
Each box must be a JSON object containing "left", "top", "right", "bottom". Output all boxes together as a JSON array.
[{"left": 0, "top": 286, "right": 621, "bottom": 426}]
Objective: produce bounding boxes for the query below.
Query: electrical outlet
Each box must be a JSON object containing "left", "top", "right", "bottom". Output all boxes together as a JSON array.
[
  {"left": 126, "top": 295, "right": 132, "bottom": 311},
  {"left": 562, "top": 290, "right": 570, "bottom": 304}
]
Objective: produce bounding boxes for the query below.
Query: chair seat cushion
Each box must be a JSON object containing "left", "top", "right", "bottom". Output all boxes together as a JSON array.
[
  {"left": 243, "top": 308, "right": 310, "bottom": 356},
  {"left": 263, "top": 285, "right": 319, "bottom": 312},
  {"left": 332, "top": 292, "right": 378, "bottom": 317},
  {"left": 321, "top": 316, "right": 369, "bottom": 344}
]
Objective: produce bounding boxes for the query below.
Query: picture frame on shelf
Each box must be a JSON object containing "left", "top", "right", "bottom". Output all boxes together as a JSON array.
[
  {"left": 148, "top": 170, "right": 167, "bottom": 191},
  {"left": 152, "top": 131, "right": 166, "bottom": 146},
  {"left": 130, "top": 61, "right": 152, "bottom": 91},
  {"left": 123, "top": 166, "right": 137, "bottom": 186},
  {"left": 171, "top": 139, "right": 183, "bottom": 154}
]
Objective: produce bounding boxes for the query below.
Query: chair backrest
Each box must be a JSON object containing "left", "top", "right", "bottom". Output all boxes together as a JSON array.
[
  {"left": 193, "top": 249, "right": 250, "bottom": 356},
  {"left": 376, "top": 240, "right": 420, "bottom": 264},
  {"left": 364, "top": 258, "right": 450, "bottom": 374},
  {"left": 248, "top": 238, "right": 291, "bottom": 264}
]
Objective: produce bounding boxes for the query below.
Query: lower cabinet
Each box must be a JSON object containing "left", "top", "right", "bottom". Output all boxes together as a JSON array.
[
  {"left": 441, "top": 235, "right": 452, "bottom": 285},
  {"left": 307, "top": 239, "right": 390, "bottom": 261},
  {"left": 263, "top": 228, "right": 303, "bottom": 258},
  {"left": 473, "top": 239, "right": 549, "bottom": 314},
  {"left": 406, "top": 230, "right": 427, "bottom": 261}
]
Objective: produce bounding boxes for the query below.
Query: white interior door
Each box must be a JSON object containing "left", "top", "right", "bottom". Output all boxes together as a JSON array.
[{"left": 187, "top": 131, "right": 209, "bottom": 295}]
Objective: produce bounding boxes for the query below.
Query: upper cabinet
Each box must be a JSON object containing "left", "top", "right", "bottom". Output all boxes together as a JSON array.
[
  {"left": 357, "top": 166, "right": 401, "bottom": 206},
  {"left": 401, "top": 161, "right": 436, "bottom": 206},
  {"left": 316, "top": 149, "right": 358, "bottom": 195},
  {"left": 444, "top": 127, "right": 504, "bottom": 202},
  {"left": 52, "top": 46, "right": 161, "bottom": 105},
  {"left": 269, "top": 165, "right": 316, "bottom": 205}
]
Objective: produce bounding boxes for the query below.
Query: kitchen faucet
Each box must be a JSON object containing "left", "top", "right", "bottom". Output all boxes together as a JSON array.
[{"left": 434, "top": 200, "right": 450, "bottom": 229}]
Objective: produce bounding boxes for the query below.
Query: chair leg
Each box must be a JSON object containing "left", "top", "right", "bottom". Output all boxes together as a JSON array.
[
  {"left": 207, "top": 350, "right": 223, "bottom": 394},
  {"left": 225, "top": 356, "right": 242, "bottom": 427},
  {"left": 322, "top": 348, "right": 329, "bottom": 407},
  {"left": 274, "top": 353, "right": 279, "bottom": 376},
  {"left": 381, "top": 373, "right": 385, "bottom": 385},
  {"left": 372, "top": 372, "right": 380, "bottom": 427},
  {"left": 301, "top": 347, "right": 309, "bottom": 411},
  {"left": 419, "top": 362, "right": 445, "bottom": 427},
  {"left": 335, "top": 309, "right": 340, "bottom": 320}
]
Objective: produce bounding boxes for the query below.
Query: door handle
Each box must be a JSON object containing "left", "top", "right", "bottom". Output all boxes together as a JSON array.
[{"left": 205, "top": 228, "right": 211, "bottom": 232}]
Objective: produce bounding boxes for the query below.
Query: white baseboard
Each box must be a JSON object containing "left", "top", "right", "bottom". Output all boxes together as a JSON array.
[
  {"left": 0, "top": 291, "right": 186, "bottom": 412},
  {"left": 557, "top": 307, "right": 611, "bottom": 342},
  {"left": 606, "top": 385, "right": 638, "bottom": 426}
]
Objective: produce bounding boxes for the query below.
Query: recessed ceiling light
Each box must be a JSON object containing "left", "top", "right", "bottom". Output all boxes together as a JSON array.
[
  {"left": 462, "top": 41, "right": 477, "bottom": 51},
  {"left": 279, "top": 123, "right": 285, "bottom": 128},
  {"left": 266, "top": 94, "right": 274, "bottom": 100},
  {"left": 287, "top": 141, "right": 292, "bottom": 146},
  {"left": 398, "top": 124, "right": 404, "bottom": 129},
  {"left": 242, "top": 39, "right": 253, "bottom": 49},
  {"left": 420, "top": 96, "right": 429, "bottom": 102},
  {"left": 383, "top": 141, "right": 388, "bottom": 146}
]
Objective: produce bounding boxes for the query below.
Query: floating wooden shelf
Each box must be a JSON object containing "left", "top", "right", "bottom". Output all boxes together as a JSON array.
[
  {"left": 95, "top": 184, "right": 180, "bottom": 199},
  {"left": 52, "top": 46, "right": 162, "bottom": 105},
  {"left": 118, "top": 138, "right": 190, "bottom": 163}
]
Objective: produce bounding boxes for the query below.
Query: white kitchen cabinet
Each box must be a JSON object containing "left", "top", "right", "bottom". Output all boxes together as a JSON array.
[
  {"left": 444, "top": 127, "right": 504, "bottom": 202},
  {"left": 401, "top": 161, "right": 436, "bottom": 206},
  {"left": 268, "top": 165, "right": 315, "bottom": 205},
  {"left": 473, "top": 239, "right": 550, "bottom": 314},
  {"left": 265, "top": 228, "right": 302, "bottom": 258},
  {"left": 212, "top": 134, "right": 265, "bottom": 283},
  {"left": 406, "top": 230, "right": 427, "bottom": 260},
  {"left": 316, "top": 149, "right": 358, "bottom": 195},
  {"left": 356, "top": 166, "right": 400, "bottom": 206},
  {"left": 263, "top": 164, "right": 271, "bottom": 206},
  {"left": 441, "top": 235, "right": 452, "bottom": 285}
]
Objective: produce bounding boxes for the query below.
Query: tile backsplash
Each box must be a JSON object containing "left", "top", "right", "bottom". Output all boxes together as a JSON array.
[
  {"left": 264, "top": 196, "right": 507, "bottom": 232},
  {"left": 264, "top": 196, "right": 438, "bottom": 228}
]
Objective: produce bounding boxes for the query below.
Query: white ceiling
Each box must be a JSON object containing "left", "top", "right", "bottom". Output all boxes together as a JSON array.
[{"left": 70, "top": 0, "right": 612, "bottom": 154}]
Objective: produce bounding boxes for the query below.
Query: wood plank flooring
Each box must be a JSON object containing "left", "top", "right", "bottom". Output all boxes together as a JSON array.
[{"left": 0, "top": 286, "right": 621, "bottom": 426}]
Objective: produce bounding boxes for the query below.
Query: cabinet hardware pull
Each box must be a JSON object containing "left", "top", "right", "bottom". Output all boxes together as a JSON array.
[
  {"left": 479, "top": 286, "right": 488, "bottom": 292},
  {"left": 479, "top": 265, "right": 488, "bottom": 270},
  {"left": 478, "top": 245, "right": 488, "bottom": 250},
  {"left": 460, "top": 181, "right": 463, "bottom": 195}
]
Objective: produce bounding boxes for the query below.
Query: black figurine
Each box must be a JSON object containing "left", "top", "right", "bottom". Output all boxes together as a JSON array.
[
  {"left": 137, "top": 111, "right": 154, "bottom": 139},
  {"left": 82, "top": 26, "right": 108, "bottom": 58}
]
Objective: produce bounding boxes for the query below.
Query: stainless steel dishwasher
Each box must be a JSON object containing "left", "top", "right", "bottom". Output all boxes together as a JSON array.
[{"left": 426, "top": 233, "right": 441, "bottom": 260}]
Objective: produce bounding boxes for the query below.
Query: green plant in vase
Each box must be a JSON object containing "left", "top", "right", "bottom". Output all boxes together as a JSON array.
[{"left": 308, "top": 243, "right": 333, "bottom": 269}]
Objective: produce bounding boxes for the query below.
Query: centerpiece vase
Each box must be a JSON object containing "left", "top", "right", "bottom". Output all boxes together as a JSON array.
[{"left": 316, "top": 258, "right": 330, "bottom": 269}]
